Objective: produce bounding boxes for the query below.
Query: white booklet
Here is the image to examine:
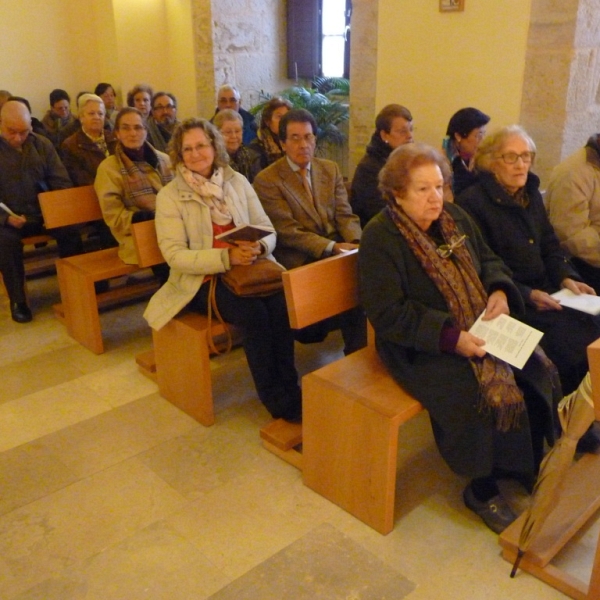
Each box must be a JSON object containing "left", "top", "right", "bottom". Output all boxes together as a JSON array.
[
  {"left": 550, "top": 288, "right": 600, "bottom": 316},
  {"left": 469, "top": 313, "right": 543, "bottom": 370}
]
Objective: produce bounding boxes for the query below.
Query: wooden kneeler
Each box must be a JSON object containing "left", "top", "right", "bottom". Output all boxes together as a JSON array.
[{"left": 499, "top": 338, "right": 600, "bottom": 599}]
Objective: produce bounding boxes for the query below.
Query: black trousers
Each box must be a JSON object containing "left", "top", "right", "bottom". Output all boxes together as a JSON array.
[
  {"left": 0, "top": 220, "right": 83, "bottom": 303},
  {"left": 189, "top": 278, "right": 301, "bottom": 420}
]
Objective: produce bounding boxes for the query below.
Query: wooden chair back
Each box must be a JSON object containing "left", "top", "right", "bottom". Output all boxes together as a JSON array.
[
  {"left": 38, "top": 185, "right": 102, "bottom": 229},
  {"left": 282, "top": 249, "right": 359, "bottom": 329},
  {"left": 132, "top": 220, "right": 165, "bottom": 268}
]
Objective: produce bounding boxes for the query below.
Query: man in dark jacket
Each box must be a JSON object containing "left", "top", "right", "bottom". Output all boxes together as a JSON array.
[
  {"left": 0, "top": 101, "right": 82, "bottom": 323},
  {"left": 350, "top": 104, "right": 413, "bottom": 227},
  {"left": 212, "top": 84, "right": 257, "bottom": 145}
]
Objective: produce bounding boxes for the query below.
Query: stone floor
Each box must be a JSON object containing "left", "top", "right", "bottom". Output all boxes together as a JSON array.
[{"left": 0, "top": 273, "right": 593, "bottom": 599}]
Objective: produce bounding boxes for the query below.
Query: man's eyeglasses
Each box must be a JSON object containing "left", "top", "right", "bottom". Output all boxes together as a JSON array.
[
  {"left": 287, "top": 133, "right": 316, "bottom": 144},
  {"left": 436, "top": 234, "right": 467, "bottom": 259},
  {"left": 497, "top": 151, "right": 535, "bottom": 165},
  {"left": 153, "top": 104, "right": 175, "bottom": 112}
]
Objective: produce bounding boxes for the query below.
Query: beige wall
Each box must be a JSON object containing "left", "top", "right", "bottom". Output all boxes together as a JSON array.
[{"left": 375, "top": 0, "right": 533, "bottom": 149}]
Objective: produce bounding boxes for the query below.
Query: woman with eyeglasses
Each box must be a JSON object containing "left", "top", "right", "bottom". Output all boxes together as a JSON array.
[
  {"left": 213, "top": 109, "right": 261, "bottom": 183},
  {"left": 95, "top": 107, "right": 173, "bottom": 276},
  {"left": 144, "top": 118, "right": 302, "bottom": 423},
  {"left": 456, "top": 125, "right": 600, "bottom": 400},
  {"left": 359, "top": 142, "right": 558, "bottom": 533}
]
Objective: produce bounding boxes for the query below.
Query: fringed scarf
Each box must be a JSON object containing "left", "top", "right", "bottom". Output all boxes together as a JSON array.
[
  {"left": 387, "top": 204, "right": 525, "bottom": 431},
  {"left": 115, "top": 142, "right": 173, "bottom": 210},
  {"left": 178, "top": 164, "right": 233, "bottom": 225}
]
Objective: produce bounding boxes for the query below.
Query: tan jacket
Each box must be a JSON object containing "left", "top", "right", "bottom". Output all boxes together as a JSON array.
[
  {"left": 546, "top": 144, "right": 600, "bottom": 267},
  {"left": 95, "top": 148, "right": 171, "bottom": 264},
  {"left": 144, "top": 166, "right": 277, "bottom": 330},
  {"left": 253, "top": 156, "right": 361, "bottom": 269}
]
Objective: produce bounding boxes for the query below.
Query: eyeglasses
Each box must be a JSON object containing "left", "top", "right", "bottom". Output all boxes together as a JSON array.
[
  {"left": 287, "top": 133, "right": 316, "bottom": 144},
  {"left": 220, "top": 129, "right": 242, "bottom": 137},
  {"left": 119, "top": 125, "right": 145, "bottom": 132},
  {"left": 497, "top": 151, "right": 535, "bottom": 165},
  {"left": 436, "top": 234, "right": 467, "bottom": 259},
  {"left": 182, "top": 142, "right": 213, "bottom": 155},
  {"left": 153, "top": 104, "right": 175, "bottom": 112}
]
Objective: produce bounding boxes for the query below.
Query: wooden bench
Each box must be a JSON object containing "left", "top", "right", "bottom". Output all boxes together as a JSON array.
[
  {"left": 131, "top": 219, "right": 240, "bottom": 426},
  {"left": 280, "top": 250, "right": 424, "bottom": 535},
  {"left": 39, "top": 185, "right": 159, "bottom": 353}
]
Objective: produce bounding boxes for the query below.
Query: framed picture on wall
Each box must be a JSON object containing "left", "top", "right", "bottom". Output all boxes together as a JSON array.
[{"left": 439, "top": 0, "right": 464, "bottom": 11}]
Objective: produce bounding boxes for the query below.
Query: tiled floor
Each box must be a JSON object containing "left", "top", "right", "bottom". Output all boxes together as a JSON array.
[{"left": 0, "top": 273, "right": 591, "bottom": 598}]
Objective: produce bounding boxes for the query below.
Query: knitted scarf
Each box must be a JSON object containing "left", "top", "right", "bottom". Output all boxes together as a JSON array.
[
  {"left": 387, "top": 204, "right": 525, "bottom": 431},
  {"left": 115, "top": 142, "right": 173, "bottom": 210},
  {"left": 178, "top": 164, "right": 233, "bottom": 225}
]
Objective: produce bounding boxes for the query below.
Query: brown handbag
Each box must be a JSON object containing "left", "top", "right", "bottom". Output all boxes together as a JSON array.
[{"left": 220, "top": 258, "right": 284, "bottom": 297}]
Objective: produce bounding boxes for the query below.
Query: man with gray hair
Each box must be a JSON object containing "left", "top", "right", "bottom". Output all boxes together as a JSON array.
[
  {"left": 0, "top": 100, "right": 81, "bottom": 323},
  {"left": 212, "top": 84, "right": 257, "bottom": 145}
]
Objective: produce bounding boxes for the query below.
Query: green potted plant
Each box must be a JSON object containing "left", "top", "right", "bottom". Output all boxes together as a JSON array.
[{"left": 251, "top": 78, "right": 349, "bottom": 151}]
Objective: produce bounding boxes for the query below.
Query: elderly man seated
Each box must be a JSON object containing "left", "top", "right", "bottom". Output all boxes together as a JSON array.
[
  {"left": 0, "top": 101, "right": 82, "bottom": 322},
  {"left": 212, "top": 84, "right": 257, "bottom": 145},
  {"left": 253, "top": 108, "right": 366, "bottom": 354},
  {"left": 41, "top": 88, "right": 79, "bottom": 148}
]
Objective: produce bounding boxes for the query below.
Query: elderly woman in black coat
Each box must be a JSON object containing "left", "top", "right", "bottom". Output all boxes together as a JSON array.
[
  {"left": 359, "top": 143, "right": 557, "bottom": 534},
  {"left": 456, "top": 125, "right": 600, "bottom": 398}
]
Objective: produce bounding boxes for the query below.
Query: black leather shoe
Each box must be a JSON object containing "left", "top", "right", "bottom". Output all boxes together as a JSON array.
[
  {"left": 463, "top": 483, "right": 517, "bottom": 534},
  {"left": 10, "top": 302, "right": 32, "bottom": 323}
]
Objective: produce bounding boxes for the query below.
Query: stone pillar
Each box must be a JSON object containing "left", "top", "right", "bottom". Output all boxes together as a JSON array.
[
  {"left": 348, "top": 0, "right": 379, "bottom": 178},
  {"left": 191, "top": 0, "right": 216, "bottom": 118},
  {"left": 520, "top": 0, "right": 600, "bottom": 185}
]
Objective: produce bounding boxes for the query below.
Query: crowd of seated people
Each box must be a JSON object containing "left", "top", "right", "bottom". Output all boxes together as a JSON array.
[{"left": 3, "top": 80, "right": 600, "bottom": 536}]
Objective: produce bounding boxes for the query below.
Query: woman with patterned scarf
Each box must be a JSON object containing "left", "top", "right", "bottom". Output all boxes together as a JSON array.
[
  {"left": 249, "top": 96, "right": 292, "bottom": 171},
  {"left": 95, "top": 107, "right": 173, "bottom": 279},
  {"left": 144, "top": 118, "right": 302, "bottom": 424},
  {"left": 359, "top": 143, "right": 558, "bottom": 534}
]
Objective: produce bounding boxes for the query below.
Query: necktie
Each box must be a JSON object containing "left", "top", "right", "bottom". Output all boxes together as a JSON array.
[{"left": 299, "top": 167, "right": 313, "bottom": 200}]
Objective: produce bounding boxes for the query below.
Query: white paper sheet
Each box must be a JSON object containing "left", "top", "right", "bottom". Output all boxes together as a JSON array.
[
  {"left": 551, "top": 288, "right": 600, "bottom": 316},
  {"left": 469, "top": 313, "right": 543, "bottom": 370}
]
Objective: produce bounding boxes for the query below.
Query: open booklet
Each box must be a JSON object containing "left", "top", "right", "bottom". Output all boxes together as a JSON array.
[
  {"left": 469, "top": 313, "right": 543, "bottom": 370},
  {"left": 214, "top": 223, "right": 275, "bottom": 244},
  {"left": 550, "top": 288, "right": 600, "bottom": 316}
]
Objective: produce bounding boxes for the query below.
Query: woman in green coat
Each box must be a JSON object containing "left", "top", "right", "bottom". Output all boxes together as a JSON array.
[{"left": 358, "top": 143, "right": 557, "bottom": 534}]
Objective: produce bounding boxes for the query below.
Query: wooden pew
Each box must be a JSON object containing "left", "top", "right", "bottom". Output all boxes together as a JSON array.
[
  {"left": 39, "top": 186, "right": 159, "bottom": 353},
  {"left": 131, "top": 219, "right": 239, "bottom": 426},
  {"left": 278, "top": 250, "right": 424, "bottom": 535}
]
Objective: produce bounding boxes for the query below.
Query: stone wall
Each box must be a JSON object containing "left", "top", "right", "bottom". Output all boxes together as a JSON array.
[
  {"left": 192, "top": 0, "right": 292, "bottom": 119},
  {"left": 348, "top": 0, "right": 379, "bottom": 177},
  {"left": 521, "top": 0, "right": 600, "bottom": 185}
]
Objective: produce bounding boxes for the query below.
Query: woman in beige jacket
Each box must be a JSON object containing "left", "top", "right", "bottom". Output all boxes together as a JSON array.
[{"left": 144, "top": 118, "right": 301, "bottom": 423}]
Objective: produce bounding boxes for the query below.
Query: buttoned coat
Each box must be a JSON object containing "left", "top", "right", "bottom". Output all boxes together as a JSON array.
[
  {"left": 60, "top": 129, "right": 117, "bottom": 186},
  {"left": 144, "top": 165, "right": 277, "bottom": 330},
  {"left": 253, "top": 156, "right": 362, "bottom": 269}
]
